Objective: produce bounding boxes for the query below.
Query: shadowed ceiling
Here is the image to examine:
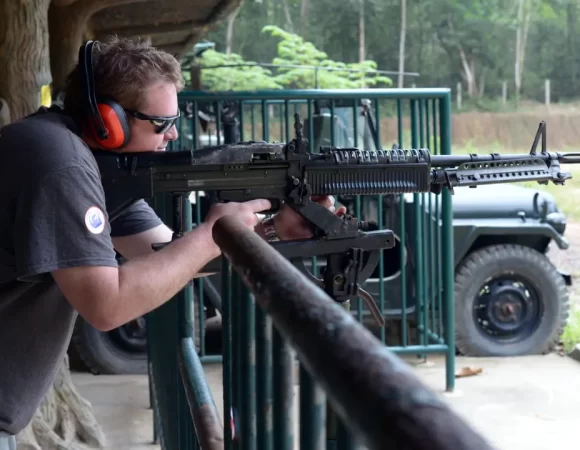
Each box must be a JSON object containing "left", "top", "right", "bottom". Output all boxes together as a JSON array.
[{"left": 88, "top": 0, "right": 241, "bottom": 57}]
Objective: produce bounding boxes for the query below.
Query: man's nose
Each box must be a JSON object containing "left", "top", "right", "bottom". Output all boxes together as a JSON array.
[{"left": 165, "top": 124, "right": 178, "bottom": 141}]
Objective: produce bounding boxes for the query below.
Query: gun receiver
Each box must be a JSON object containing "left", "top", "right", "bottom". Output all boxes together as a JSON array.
[{"left": 94, "top": 117, "right": 580, "bottom": 326}]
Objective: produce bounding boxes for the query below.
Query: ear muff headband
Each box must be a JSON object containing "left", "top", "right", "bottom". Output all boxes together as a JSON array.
[{"left": 79, "top": 40, "right": 131, "bottom": 149}]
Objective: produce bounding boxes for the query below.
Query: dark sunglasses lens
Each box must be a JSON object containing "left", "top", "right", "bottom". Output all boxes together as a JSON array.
[{"left": 154, "top": 118, "right": 176, "bottom": 134}]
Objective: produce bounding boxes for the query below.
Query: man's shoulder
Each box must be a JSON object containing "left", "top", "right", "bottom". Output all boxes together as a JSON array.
[
  {"left": 3, "top": 106, "right": 78, "bottom": 138},
  {"left": 1, "top": 107, "right": 97, "bottom": 175}
]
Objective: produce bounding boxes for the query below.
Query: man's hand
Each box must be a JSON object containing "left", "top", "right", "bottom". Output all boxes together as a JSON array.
[
  {"left": 203, "top": 196, "right": 346, "bottom": 248},
  {"left": 269, "top": 195, "right": 347, "bottom": 241},
  {"left": 204, "top": 198, "right": 272, "bottom": 237}
]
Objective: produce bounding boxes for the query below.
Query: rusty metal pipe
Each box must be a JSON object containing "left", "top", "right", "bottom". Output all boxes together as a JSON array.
[
  {"left": 178, "top": 337, "right": 224, "bottom": 450},
  {"left": 212, "top": 215, "right": 496, "bottom": 450}
]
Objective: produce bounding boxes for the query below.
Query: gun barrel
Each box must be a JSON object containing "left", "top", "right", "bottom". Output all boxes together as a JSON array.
[{"left": 559, "top": 153, "right": 580, "bottom": 164}]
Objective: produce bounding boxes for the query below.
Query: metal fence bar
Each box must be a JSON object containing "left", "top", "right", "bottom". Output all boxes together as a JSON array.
[
  {"left": 146, "top": 193, "right": 196, "bottom": 450},
  {"left": 146, "top": 192, "right": 224, "bottom": 449},
  {"left": 178, "top": 338, "right": 223, "bottom": 450},
  {"left": 211, "top": 214, "right": 494, "bottom": 450},
  {"left": 439, "top": 96, "right": 455, "bottom": 392}
]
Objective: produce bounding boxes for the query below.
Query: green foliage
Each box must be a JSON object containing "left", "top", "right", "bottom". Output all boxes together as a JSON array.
[
  {"left": 192, "top": 25, "right": 391, "bottom": 91},
  {"left": 262, "top": 25, "right": 392, "bottom": 89},
  {"left": 200, "top": 0, "right": 580, "bottom": 109},
  {"left": 197, "top": 49, "right": 283, "bottom": 91}
]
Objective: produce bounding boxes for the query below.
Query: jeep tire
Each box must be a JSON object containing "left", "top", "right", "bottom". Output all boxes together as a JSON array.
[
  {"left": 454, "top": 244, "right": 569, "bottom": 357},
  {"left": 69, "top": 294, "right": 202, "bottom": 375}
]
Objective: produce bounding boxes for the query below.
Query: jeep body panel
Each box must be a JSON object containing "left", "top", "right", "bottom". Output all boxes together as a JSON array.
[
  {"left": 449, "top": 184, "right": 568, "bottom": 260},
  {"left": 452, "top": 220, "right": 568, "bottom": 263}
]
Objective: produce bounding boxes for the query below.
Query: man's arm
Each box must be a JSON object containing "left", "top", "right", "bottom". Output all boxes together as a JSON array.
[
  {"left": 112, "top": 223, "right": 218, "bottom": 278},
  {"left": 52, "top": 222, "right": 220, "bottom": 331},
  {"left": 51, "top": 198, "right": 270, "bottom": 332},
  {"left": 110, "top": 202, "right": 273, "bottom": 262},
  {"left": 109, "top": 201, "right": 218, "bottom": 279}
]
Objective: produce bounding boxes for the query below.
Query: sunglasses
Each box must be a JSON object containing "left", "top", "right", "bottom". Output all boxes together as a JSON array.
[{"left": 124, "top": 109, "right": 181, "bottom": 134}]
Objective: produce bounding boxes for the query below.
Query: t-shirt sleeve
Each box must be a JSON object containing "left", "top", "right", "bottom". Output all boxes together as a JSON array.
[
  {"left": 109, "top": 199, "right": 164, "bottom": 237},
  {"left": 14, "top": 165, "right": 119, "bottom": 282}
]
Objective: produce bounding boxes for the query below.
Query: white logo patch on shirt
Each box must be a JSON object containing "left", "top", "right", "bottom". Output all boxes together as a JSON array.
[{"left": 85, "top": 206, "right": 105, "bottom": 234}]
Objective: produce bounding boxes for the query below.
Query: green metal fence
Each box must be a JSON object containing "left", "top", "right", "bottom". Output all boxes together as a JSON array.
[{"left": 145, "top": 88, "right": 455, "bottom": 449}]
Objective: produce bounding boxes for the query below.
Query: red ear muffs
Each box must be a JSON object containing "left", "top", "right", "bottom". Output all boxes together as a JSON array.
[
  {"left": 79, "top": 40, "right": 131, "bottom": 151},
  {"left": 94, "top": 99, "right": 130, "bottom": 149},
  {"left": 85, "top": 98, "right": 131, "bottom": 150}
]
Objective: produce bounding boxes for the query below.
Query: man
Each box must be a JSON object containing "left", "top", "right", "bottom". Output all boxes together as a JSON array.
[{"left": 0, "top": 36, "right": 345, "bottom": 447}]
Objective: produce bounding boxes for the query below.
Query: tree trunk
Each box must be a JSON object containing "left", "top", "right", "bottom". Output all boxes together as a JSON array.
[
  {"left": 566, "top": 1, "right": 578, "bottom": 94},
  {"left": 281, "top": 0, "right": 294, "bottom": 33},
  {"left": 17, "top": 354, "right": 107, "bottom": 450},
  {"left": 0, "top": 0, "right": 52, "bottom": 121},
  {"left": 514, "top": 0, "right": 524, "bottom": 103},
  {"left": 358, "top": 0, "right": 365, "bottom": 62},
  {"left": 225, "top": 6, "right": 240, "bottom": 55},
  {"left": 397, "top": 0, "right": 406, "bottom": 88},
  {"left": 299, "top": 0, "right": 309, "bottom": 36},
  {"left": 446, "top": 16, "right": 477, "bottom": 97},
  {"left": 514, "top": 0, "right": 532, "bottom": 104}
]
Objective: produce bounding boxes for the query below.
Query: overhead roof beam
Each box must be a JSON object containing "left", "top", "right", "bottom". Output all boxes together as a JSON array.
[{"left": 95, "top": 20, "right": 205, "bottom": 40}]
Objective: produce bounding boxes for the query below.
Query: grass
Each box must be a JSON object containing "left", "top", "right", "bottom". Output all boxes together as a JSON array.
[{"left": 562, "top": 307, "right": 580, "bottom": 353}]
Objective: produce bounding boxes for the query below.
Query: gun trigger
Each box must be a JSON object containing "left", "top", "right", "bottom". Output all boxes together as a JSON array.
[
  {"left": 267, "top": 199, "right": 282, "bottom": 214},
  {"left": 358, "top": 287, "right": 385, "bottom": 327}
]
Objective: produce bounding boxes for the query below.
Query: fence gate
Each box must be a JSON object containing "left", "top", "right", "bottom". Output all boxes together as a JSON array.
[{"left": 145, "top": 88, "right": 455, "bottom": 449}]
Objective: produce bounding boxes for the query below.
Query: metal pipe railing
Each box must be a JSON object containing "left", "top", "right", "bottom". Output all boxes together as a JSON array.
[
  {"left": 212, "top": 214, "right": 495, "bottom": 450},
  {"left": 178, "top": 337, "right": 224, "bottom": 449}
]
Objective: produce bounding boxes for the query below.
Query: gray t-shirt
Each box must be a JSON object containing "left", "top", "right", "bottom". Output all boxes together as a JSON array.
[{"left": 0, "top": 107, "right": 162, "bottom": 435}]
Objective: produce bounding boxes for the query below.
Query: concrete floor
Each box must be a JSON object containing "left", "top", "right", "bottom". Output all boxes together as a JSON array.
[
  {"left": 73, "top": 353, "right": 580, "bottom": 450},
  {"left": 72, "top": 372, "right": 158, "bottom": 450}
]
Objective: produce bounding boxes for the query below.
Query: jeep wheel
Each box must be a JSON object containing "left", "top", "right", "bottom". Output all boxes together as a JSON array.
[
  {"left": 454, "top": 244, "right": 569, "bottom": 357},
  {"left": 69, "top": 295, "right": 202, "bottom": 375}
]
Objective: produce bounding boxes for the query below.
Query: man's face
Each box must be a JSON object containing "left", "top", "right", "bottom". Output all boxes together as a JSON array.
[{"left": 121, "top": 81, "right": 180, "bottom": 152}]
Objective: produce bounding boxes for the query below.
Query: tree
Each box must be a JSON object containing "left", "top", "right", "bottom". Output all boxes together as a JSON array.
[
  {"left": 197, "top": 49, "right": 283, "bottom": 91},
  {"left": 430, "top": 0, "right": 513, "bottom": 98},
  {"left": 262, "top": 25, "right": 392, "bottom": 89},
  {"left": 0, "top": 0, "right": 52, "bottom": 122},
  {"left": 191, "top": 26, "right": 392, "bottom": 91}
]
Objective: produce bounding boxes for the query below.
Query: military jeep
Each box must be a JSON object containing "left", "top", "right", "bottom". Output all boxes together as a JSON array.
[
  {"left": 69, "top": 98, "right": 572, "bottom": 374},
  {"left": 336, "top": 184, "right": 571, "bottom": 357}
]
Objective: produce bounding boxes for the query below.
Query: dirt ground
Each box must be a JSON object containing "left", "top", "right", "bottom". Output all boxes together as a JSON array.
[{"left": 546, "top": 221, "right": 580, "bottom": 306}]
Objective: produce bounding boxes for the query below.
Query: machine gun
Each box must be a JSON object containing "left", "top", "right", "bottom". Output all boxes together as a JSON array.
[{"left": 93, "top": 117, "right": 580, "bottom": 326}]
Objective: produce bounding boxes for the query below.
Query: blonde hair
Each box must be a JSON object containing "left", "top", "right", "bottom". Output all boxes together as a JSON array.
[{"left": 63, "top": 35, "right": 184, "bottom": 122}]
